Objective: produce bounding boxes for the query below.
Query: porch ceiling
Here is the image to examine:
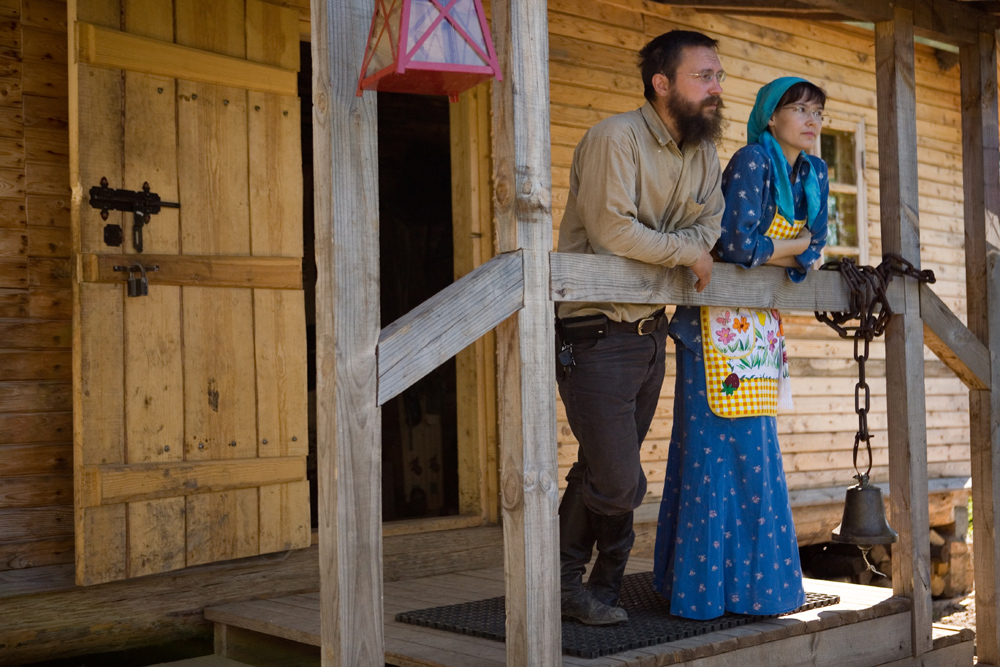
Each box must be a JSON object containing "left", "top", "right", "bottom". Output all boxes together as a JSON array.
[{"left": 651, "top": 0, "right": 999, "bottom": 43}]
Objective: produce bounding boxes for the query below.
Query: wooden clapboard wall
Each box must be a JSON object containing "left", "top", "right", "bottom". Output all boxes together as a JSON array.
[
  {"left": 0, "top": 0, "right": 75, "bottom": 577},
  {"left": 542, "top": 0, "right": 971, "bottom": 526}
]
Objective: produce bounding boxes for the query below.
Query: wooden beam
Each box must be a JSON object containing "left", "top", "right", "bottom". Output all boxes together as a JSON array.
[
  {"left": 75, "top": 22, "right": 298, "bottom": 96},
  {"left": 77, "top": 457, "right": 307, "bottom": 507},
  {"left": 875, "top": 8, "right": 933, "bottom": 656},
  {"left": 377, "top": 250, "right": 524, "bottom": 406},
  {"left": 959, "top": 30, "right": 1000, "bottom": 667},
  {"left": 920, "top": 283, "right": 991, "bottom": 390},
  {"left": 80, "top": 253, "right": 303, "bottom": 289},
  {"left": 551, "top": 253, "right": 906, "bottom": 311},
  {"left": 312, "top": 0, "right": 384, "bottom": 665},
  {"left": 492, "top": 0, "right": 561, "bottom": 663}
]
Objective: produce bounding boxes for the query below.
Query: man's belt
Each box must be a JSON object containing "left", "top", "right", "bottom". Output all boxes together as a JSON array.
[{"left": 558, "top": 309, "right": 666, "bottom": 343}]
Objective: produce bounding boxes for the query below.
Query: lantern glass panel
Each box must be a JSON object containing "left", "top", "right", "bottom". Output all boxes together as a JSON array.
[
  {"left": 365, "top": 0, "right": 403, "bottom": 77},
  {"left": 446, "top": 0, "right": 488, "bottom": 54},
  {"left": 408, "top": 0, "right": 487, "bottom": 66}
]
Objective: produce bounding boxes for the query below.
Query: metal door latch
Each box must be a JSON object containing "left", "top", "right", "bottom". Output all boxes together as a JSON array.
[
  {"left": 89, "top": 178, "right": 180, "bottom": 253},
  {"left": 113, "top": 263, "right": 159, "bottom": 297}
]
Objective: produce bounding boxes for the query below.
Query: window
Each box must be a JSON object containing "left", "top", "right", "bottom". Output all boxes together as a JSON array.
[{"left": 814, "top": 119, "right": 867, "bottom": 264}]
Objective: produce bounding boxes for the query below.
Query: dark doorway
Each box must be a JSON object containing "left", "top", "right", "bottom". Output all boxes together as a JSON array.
[
  {"left": 377, "top": 92, "right": 459, "bottom": 521},
  {"left": 300, "top": 45, "right": 460, "bottom": 526}
]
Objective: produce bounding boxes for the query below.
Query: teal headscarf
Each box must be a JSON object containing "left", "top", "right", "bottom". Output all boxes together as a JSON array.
[{"left": 747, "top": 77, "right": 822, "bottom": 230}]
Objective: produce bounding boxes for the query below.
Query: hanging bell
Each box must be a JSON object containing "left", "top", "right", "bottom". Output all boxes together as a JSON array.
[{"left": 831, "top": 474, "right": 899, "bottom": 546}]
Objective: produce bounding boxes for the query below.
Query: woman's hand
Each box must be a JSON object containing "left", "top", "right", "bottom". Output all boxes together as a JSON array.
[{"left": 765, "top": 228, "right": 812, "bottom": 267}]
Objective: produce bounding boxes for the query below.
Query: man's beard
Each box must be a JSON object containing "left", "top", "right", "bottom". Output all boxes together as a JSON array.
[{"left": 666, "top": 90, "right": 726, "bottom": 145}]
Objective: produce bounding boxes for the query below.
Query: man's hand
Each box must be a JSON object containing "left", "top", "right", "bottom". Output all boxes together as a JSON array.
[{"left": 691, "top": 250, "right": 714, "bottom": 293}]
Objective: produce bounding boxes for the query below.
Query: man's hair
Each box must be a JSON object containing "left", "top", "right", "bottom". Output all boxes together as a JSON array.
[
  {"left": 774, "top": 81, "right": 827, "bottom": 109},
  {"left": 638, "top": 31, "right": 719, "bottom": 103}
]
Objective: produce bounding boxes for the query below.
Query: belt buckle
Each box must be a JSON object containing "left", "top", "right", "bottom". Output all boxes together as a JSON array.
[{"left": 636, "top": 315, "right": 656, "bottom": 336}]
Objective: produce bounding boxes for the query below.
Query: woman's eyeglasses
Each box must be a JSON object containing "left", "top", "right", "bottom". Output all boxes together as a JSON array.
[{"left": 781, "top": 104, "right": 830, "bottom": 123}]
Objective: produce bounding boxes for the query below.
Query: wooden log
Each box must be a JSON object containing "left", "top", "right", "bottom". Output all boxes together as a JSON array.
[
  {"left": 312, "top": 0, "right": 384, "bottom": 664},
  {"left": 377, "top": 251, "right": 523, "bottom": 406},
  {"left": 875, "top": 8, "right": 933, "bottom": 656},
  {"left": 0, "top": 535, "right": 74, "bottom": 571},
  {"left": 959, "top": 29, "right": 1000, "bottom": 667},
  {"left": 493, "top": 0, "right": 561, "bottom": 665},
  {"left": 551, "top": 252, "right": 906, "bottom": 312}
]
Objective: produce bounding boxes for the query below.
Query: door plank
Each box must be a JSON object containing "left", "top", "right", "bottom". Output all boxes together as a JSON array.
[
  {"left": 182, "top": 287, "right": 257, "bottom": 459},
  {"left": 76, "top": 63, "right": 123, "bottom": 255},
  {"left": 124, "top": 285, "right": 184, "bottom": 463},
  {"left": 79, "top": 282, "right": 124, "bottom": 466},
  {"left": 186, "top": 488, "right": 259, "bottom": 565},
  {"left": 248, "top": 93, "right": 302, "bottom": 258},
  {"left": 77, "top": 503, "right": 126, "bottom": 585},
  {"left": 123, "top": 71, "right": 179, "bottom": 255},
  {"left": 176, "top": 82, "right": 250, "bottom": 255},
  {"left": 259, "top": 480, "right": 310, "bottom": 553},
  {"left": 127, "top": 496, "right": 185, "bottom": 577},
  {"left": 174, "top": 0, "right": 245, "bottom": 58},
  {"left": 253, "top": 290, "right": 308, "bottom": 458}
]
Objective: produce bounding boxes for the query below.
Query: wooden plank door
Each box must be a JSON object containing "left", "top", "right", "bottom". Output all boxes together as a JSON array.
[{"left": 69, "top": 0, "right": 309, "bottom": 585}]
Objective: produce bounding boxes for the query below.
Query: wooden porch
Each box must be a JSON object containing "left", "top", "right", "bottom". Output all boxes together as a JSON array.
[
  {"left": 319, "top": 0, "right": 1000, "bottom": 664},
  {"left": 194, "top": 558, "right": 972, "bottom": 667}
]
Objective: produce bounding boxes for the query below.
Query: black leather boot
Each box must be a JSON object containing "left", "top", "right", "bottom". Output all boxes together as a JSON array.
[
  {"left": 559, "top": 485, "right": 628, "bottom": 625},
  {"left": 587, "top": 510, "right": 634, "bottom": 608}
]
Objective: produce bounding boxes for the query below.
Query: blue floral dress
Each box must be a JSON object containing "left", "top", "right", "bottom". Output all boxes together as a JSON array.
[{"left": 652, "top": 144, "right": 828, "bottom": 620}]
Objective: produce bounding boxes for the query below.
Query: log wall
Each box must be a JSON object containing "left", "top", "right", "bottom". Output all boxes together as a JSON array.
[
  {"left": 546, "top": 0, "right": 972, "bottom": 522},
  {"left": 0, "top": 0, "right": 75, "bottom": 578}
]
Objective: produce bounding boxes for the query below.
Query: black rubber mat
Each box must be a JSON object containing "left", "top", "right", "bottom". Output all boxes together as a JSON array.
[{"left": 395, "top": 571, "right": 841, "bottom": 659}]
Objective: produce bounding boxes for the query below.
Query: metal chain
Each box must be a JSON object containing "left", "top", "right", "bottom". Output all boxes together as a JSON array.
[{"left": 814, "top": 253, "right": 935, "bottom": 480}]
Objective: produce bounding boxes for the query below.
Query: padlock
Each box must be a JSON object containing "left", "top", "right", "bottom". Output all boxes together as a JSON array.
[{"left": 126, "top": 264, "right": 148, "bottom": 297}]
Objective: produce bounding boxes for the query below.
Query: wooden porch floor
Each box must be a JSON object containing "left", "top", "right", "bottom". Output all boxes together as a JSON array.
[{"left": 203, "top": 558, "right": 974, "bottom": 666}]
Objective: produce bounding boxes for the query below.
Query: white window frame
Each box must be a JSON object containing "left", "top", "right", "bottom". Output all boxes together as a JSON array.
[{"left": 812, "top": 117, "right": 868, "bottom": 265}]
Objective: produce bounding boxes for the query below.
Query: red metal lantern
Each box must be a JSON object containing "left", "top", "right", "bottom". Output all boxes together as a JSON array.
[{"left": 357, "top": 0, "right": 502, "bottom": 103}]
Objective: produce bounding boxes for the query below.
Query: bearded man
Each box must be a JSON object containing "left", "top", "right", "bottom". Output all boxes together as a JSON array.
[{"left": 555, "top": 30, "right": 727, "bottom": 625}]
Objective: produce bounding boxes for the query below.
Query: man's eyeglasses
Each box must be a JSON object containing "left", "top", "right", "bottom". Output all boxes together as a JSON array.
[
  {"left": 780, "top": 104, "right": 830, "bottom": 123},
  {"left": 686, "top": 70, "right": 726, "bottom": 84}
]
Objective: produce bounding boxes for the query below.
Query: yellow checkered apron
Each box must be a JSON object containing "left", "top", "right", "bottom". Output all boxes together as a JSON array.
[{"left": 701, "top": 212, "right": 805, "bottom": 418}]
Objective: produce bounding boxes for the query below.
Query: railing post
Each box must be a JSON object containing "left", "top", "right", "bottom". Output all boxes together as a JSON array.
[
  {"left": 312, "top": 0, "right": 385, "bottom": 664},
  {"left": 960, "top": 29, "right": 1000, "bottom": 666},
  {"left": 491, "top": 0, "right": 561, "bottom": 664},
  {"left": 874, "top": 7, "right": 933, "bottom": 657}
]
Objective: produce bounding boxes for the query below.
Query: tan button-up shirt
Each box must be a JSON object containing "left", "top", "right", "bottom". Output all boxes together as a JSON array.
[{"left": 557, "top": 101, "right": 725, "bottom": 323}]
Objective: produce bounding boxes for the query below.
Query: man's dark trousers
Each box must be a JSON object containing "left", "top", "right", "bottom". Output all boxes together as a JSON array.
[{"left": 557, "top": 320, "right": 669, "bottom": 609}]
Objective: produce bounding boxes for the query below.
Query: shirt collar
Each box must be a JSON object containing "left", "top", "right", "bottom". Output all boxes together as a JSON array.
[
  {"left": 640, "top": 101, "right": 677, "bottom": 148},
  {"left": 640, "top": 101, "right": 707, "bottom": 155}
]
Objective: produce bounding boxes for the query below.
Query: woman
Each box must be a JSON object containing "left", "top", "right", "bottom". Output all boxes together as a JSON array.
[{"left": 651, "top": 77, "right": 829, "bottom": 620}]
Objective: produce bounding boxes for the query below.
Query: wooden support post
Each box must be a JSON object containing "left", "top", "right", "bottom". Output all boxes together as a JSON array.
[
  {"left": 491, "top": 0, "right": 561, "bottom": 665},
  {"left": 960, "top": 30, "right": 1000, "bottom": 667},
  {"left": 312, "top": 0, "right": 384, "bottom": 665},
  {"left": 874, "top": 8, "right": 933, "bottom": 657}
]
